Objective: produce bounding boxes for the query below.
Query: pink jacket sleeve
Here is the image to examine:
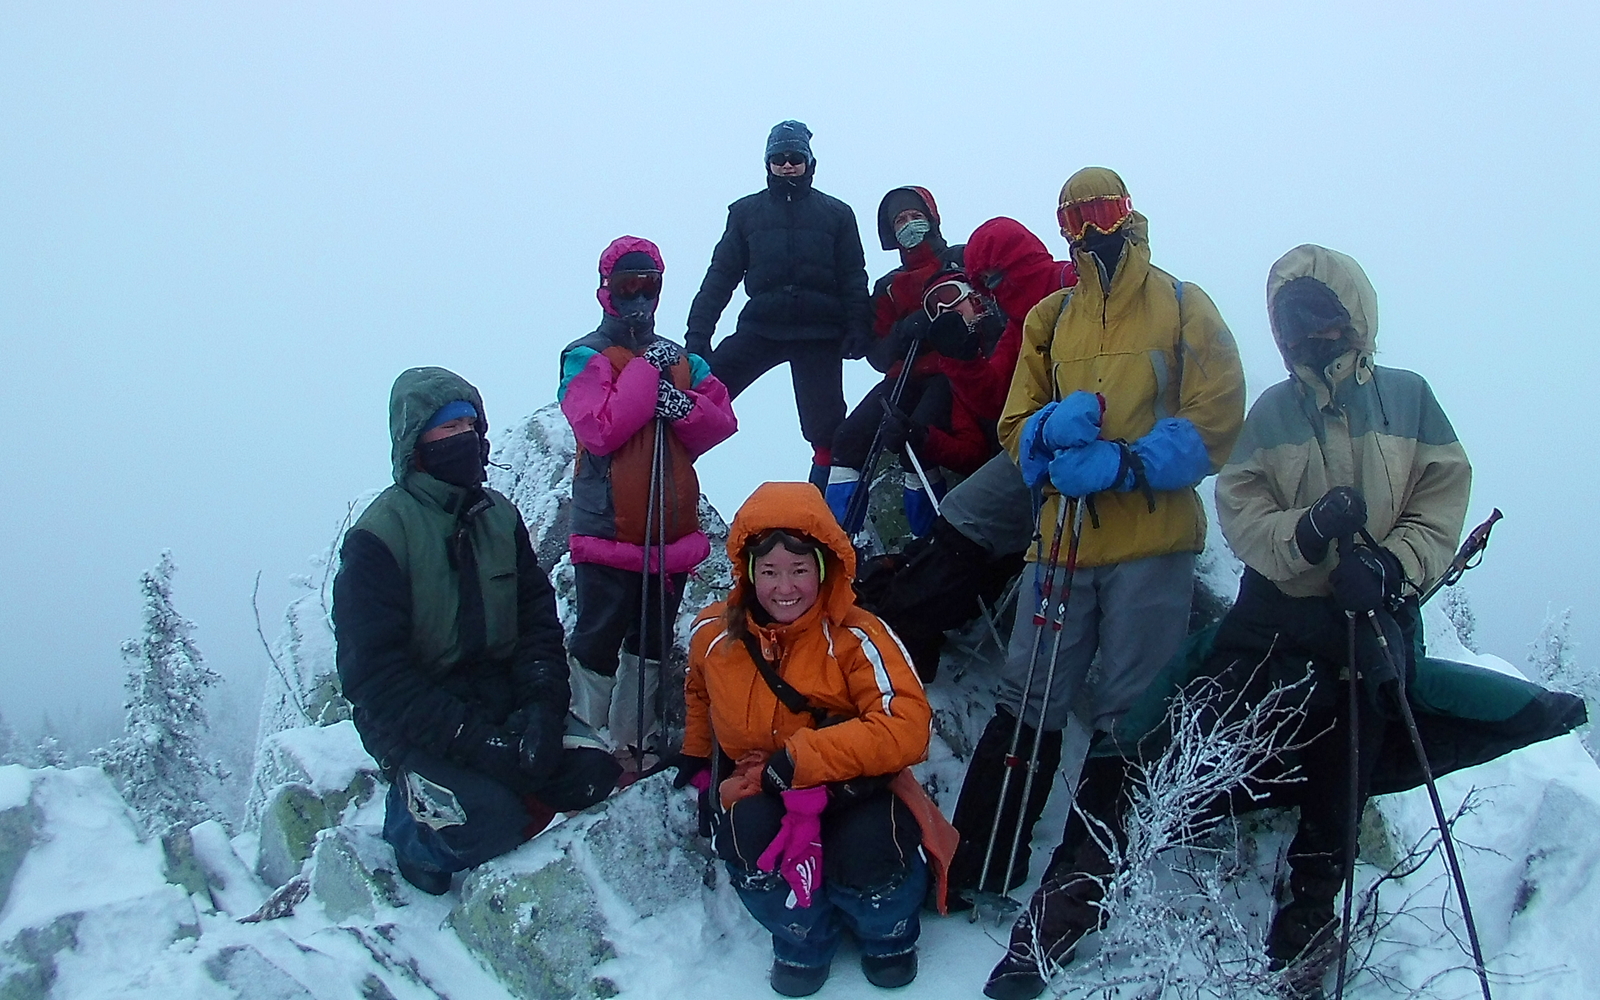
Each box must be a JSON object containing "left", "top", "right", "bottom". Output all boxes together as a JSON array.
[
  {"left": 671, "top": 374, "right": 739, "bottom": 457},
  {"left": 560, "top": 354, "right": 659, "bottom": 456}
]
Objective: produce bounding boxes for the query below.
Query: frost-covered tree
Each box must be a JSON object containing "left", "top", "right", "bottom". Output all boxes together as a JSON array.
[
  {"left": 1530, "top": 608, "right": 1594, "bottom": 758},
  {"left": 1440, "top": 585, "right": 1479, "bottom": 652},
  {"left": 0, "top": 712, "right": 28, "bottom": 766},
  {"left": 96, "top": 551, "right": 225, "bottom": 836},
  {"left": 34, "top": 715, "right": 68, "bottom": 768}
]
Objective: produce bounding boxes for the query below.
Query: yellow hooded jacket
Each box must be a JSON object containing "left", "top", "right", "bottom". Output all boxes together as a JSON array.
[
  {"left": 1215, "top": 245, "right": 1472, "bottom": 596},
  {"left": 1001, "top": 208, "right": 1246, "bottom": 568}
]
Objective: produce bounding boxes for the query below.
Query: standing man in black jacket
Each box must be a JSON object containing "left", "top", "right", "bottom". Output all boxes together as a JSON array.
[
  {"left": 333, "top": 367, "right": 620, "bottom": 895},
  {"left": 686, "top": 120, "right": 872, "bottom": 489}
]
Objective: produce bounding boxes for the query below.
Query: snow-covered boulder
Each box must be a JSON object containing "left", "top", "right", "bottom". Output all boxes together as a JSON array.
[{"left": 251, "top": 722, "right": 380, "bottom": 888}]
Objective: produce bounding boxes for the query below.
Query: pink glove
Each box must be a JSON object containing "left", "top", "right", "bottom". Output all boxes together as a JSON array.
[{"left": 757, "top": 786, "right": 829, "bottom": 908}]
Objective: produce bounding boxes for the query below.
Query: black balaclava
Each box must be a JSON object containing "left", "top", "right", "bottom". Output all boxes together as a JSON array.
[
  {"left": 1273, "top": 276, "right": 1353, "bottom": 371},
  {"left": 608, "top": 249, "right": 661, "bottom": 342},
  {"left": 765, "top": 119, "right": 815, "bottom": 196},
  {"left": 418, "top": 430, "right": 486, "bottom": 488},
  {"left": 1078, "top": 228, "right": 1128, "bottom": 285}
]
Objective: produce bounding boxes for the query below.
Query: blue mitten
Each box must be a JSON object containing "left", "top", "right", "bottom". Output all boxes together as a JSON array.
[
  {"left": 1042, "top": 391, "right": 1104, "bottom": 450},
  {"left": 1128, "top": 418, "right": 1211, "bottom": 491},
  {"left": 1018, "top": 404, "right": 1058, "bottom": 489},
  {"left": 1048, "top": 440, "right": 1126, "bottom": 498}
]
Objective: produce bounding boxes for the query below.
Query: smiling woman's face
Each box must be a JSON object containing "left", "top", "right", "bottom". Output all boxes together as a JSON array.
[{"left": 751, "top": 548, "right": 820, "bottom": 624}]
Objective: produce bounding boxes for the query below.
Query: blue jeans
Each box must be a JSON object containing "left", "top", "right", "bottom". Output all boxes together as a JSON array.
[{"left": 732, "top": 855, "right": 927, "bottom": 969}]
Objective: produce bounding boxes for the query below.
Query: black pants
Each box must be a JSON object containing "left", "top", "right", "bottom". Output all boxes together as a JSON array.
[
  {"left": 711, "top": 333, "right": 846, "bottom": 453},
  {"left": 1205, "top": 571, "right": 1416, "bottom": 894},
  {"left": 383, "top": 745, "right": 619, "bottom": 874},
  {"left": 831, "top": 374, "right": 953, "bottom": 471},
  {"left": 569, "top": 562, "right": 687, "bottom": 676},
  {"left": 716, "top": 787, "right": 922, "bottom": 890}
]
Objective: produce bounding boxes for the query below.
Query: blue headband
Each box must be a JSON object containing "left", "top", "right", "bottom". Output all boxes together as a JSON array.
[{"left": 423, "top": 399, "right": 478, "bottom": 432}]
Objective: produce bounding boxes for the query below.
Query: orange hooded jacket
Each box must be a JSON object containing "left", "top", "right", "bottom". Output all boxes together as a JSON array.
[{"left": 683, "top": 482, "right": 958, "bottom": 909}]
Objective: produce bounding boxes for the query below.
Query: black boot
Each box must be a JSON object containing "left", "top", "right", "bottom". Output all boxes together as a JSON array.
[
  {"left": 1043, "top": 752, "right": 1129, "bottom": 876},
  {"left": 948, "top": 709, "right": 1063, "bottom": 901},
  {"left": 983, "top": 869, "right": 1107, "bottom": 1000},
  {"left": 1267, "top": 825, "right": 1345, "bottom": 997},
  {"left": 396, "top": 855, "right": 451, "bottom": 896},
  {"left": 861, "top": 949, "right": 917, "bottom": 989},
  {"left": 771, "top": 960, "right": 829, "bottom": 997}
]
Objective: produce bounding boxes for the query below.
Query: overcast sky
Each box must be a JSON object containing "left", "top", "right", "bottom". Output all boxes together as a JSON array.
[{"left": 2, "top": 2, "right": 1596, "bottom": 735}]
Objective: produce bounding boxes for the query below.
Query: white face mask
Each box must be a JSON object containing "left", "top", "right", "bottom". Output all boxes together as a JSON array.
[{"left": 895, "top": 218, "right": 932, "bottom": 249}]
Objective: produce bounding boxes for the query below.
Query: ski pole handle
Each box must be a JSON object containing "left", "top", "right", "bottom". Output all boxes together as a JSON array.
[{"left": 1419, "top": 507, "right": 1503, "bottom": 606}]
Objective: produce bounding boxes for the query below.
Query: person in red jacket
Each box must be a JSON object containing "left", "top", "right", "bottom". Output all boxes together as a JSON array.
[{"left": 852, "top": 219, "right": 1077, "bottom": 679}]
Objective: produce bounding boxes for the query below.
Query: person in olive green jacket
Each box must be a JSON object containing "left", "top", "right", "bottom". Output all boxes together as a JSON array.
[
  {"left": 964, "top": 169, "right": 1246, "bottom": 1000},
  {"left": 333, "top": 367, "right": 619, "bottom": 896}
]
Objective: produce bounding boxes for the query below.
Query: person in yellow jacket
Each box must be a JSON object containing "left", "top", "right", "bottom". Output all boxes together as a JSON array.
[
  {"left": 961, "top": 168, "right": 1245, "bottom": 1000},
  {"left": 671, "top": 481, "right": 957, "bottom": 998}
]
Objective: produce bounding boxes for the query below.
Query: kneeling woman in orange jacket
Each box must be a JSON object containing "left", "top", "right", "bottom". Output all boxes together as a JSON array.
[{"left": 674, "top": 482, "right": 957, "bottom": 997}]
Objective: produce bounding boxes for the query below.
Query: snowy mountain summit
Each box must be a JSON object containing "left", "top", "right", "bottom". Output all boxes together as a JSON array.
[{"left": 0, "top": 402, "right": 1596, "bottom": 1000}]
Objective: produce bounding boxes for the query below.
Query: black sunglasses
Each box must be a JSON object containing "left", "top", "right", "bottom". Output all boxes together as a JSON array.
[{"left": 768, "top": 151, "right": 807, "bottom": 167}]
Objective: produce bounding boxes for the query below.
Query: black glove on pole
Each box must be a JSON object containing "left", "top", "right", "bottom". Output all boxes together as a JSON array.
[{"left": 1296, "top": 486, "right": 1367, "bottom": 564}]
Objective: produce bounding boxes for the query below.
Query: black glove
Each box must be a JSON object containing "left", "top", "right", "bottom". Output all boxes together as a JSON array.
[
  {"left": 641, "top": 339, "right": 680, "bottom": 372},
  {"left": 685, "top": 332, "right": 712, "bottom": 360},
  {"left": 1329, "top": 544, "right": 1404, "bottom": 614},
  {"left": 925, "top": 311, "right": 979, "bottom": 360},
  {"left": 1295, "top": 486, "right": 1368, "bottom": 564},
  {"left": 656, "top": 379, "right": 693, "bottom": 421},
  {"left": 664, "top": 751, "right": 711, "bottom": 789},
  {"left": 877, "top": 399, "right": 914, "bottom": 455},
  {"left": 760, "top": 749, "right": 796, "bottom": 796},
  {"left": 456, "top": 723, "right": 524, "bottom": 787},
  {"left": 507, "top": 707, "right": 561, "bottom": 785}
]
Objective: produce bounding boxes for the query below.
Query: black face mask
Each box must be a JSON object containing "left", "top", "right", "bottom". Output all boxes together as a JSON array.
[
  {"left": 612, "top": 295, "right": 658, "bottom": 337},
  {"left": 1078, "top": 229, "right": 1127, "bottom": 284},
  {"left": 416, "top": 430, "right": 486, "bottom": 488},
  {"left": 1289, "top": 334, "right": 1349, "bottom": 373}
]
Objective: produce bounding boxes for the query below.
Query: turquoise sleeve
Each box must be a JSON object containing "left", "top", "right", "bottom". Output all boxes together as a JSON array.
[{"left": 558, "top": 347, "right": 600, "bottom": 402}]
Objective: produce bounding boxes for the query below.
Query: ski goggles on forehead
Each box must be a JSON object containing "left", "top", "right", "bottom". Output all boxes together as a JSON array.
[
  {"left": 604, "top": 269, "right": 662, "bottom": 299},
  {"left": 746, "top": 529, "right": 827, "bottom": 580},
  {"left": 1057, "top": 195, "right": 1133, "bottom": 242},
  {"left": 923, "top": 278, "right": 977, "bottom": 320}
]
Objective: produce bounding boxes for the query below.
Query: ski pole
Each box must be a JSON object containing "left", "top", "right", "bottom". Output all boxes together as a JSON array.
[
  {"left": 971, "top": 493, "right": 1072, "bottom": 918},
  {"left": 636, "top": 418, "right": 665, "bottom": 762},
  {"left": 905, "top": 439, "right": 1007, "bottom": 654},
  {"left": 997, "top": 495, "right": 1087, "bottom": 906},
  {"left": 1334, "top": 610, "right": 1362, "bottom": 1000},
  {"left": 843, "top": 336, "right": 921, "bottom": 537},
  {"left": 1417, "top": 508, "right": 1503, "bottom": 607},
  {"left": 1364, "top": 610, "right": 1493, "bottom": 1000},
  {"left": 655, "top": 423, "right": 673, "bottom": 771}
]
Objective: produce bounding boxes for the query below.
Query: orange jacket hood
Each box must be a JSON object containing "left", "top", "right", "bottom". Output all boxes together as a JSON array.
[{"left": 726, "top": 481, "right": 857, "bottom": 624}]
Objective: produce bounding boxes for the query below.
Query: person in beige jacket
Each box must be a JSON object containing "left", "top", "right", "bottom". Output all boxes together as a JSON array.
[{"left": 1212, "top": 244, "right": 1471, "bottom": 986}]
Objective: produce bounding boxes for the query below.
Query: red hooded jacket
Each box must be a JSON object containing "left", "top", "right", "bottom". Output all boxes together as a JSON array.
[{"left": 962, "top": 217, "right": 1078, "bottom": 419}]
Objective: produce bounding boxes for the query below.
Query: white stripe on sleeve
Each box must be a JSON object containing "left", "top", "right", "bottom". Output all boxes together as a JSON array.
[{"left": 847, "top": 626, "right": 896, "bottom": 717}]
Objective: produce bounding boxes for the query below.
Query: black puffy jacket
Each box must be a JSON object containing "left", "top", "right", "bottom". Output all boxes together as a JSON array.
[{"left": 686, "top": 171, "right": 871, "bottom": 353}]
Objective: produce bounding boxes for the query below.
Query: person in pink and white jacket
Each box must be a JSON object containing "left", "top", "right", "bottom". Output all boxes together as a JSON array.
[{"left": 558, "top": 235, "right": 738, "bottom": 770}]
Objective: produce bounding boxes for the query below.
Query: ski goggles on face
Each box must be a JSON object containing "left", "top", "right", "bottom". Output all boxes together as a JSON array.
[
  {"left": 768, "top": 151, "right": 808, "bottom": 166},
  {"left": 1057, "top": 195, "right": 1133, "bottom": 242},
  {"left": 923, "top": 278, "right": 978, "bottom": 320},
  {"left": 605, "top": 269, "right": 662, "bottom": 299}
]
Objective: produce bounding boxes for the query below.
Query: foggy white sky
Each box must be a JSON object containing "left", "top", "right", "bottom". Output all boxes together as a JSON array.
[{"left": 2, "top": 2, "right": 1596, "bottom": 734}]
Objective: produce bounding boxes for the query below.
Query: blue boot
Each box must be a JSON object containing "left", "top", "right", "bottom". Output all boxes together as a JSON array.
[
  {"left": 902, "top": 480, "right": 946, "bottom": 537},
  {"left": 825, "top": 474, "right": 862, "bottom": 529}
]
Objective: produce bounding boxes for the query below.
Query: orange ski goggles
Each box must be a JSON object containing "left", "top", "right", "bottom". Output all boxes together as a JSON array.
[{"left": 1057, "top": 195, "right": 1132, "bottom": 242}]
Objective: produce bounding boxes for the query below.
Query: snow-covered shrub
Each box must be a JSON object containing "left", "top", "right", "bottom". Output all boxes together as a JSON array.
[
  {"left": 1440, "top": 586, "right": 1479, "bottom": 653},
  {"left": 1530, "top": 607, "right": 1595, "bottom": 758},
  {"left": 95, "top": 551, "right": 225, "bottom": 837}
]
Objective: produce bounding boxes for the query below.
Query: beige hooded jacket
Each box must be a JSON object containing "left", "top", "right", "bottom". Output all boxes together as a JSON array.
[{"left": 1215, "top": 245, "right": 1471, "bottom": 597}]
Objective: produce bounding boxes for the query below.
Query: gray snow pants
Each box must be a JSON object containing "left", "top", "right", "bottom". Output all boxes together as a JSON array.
[
  {"left": 937, "top": 451, "right": 1036, "bottom": 558},
  {"left": 995, "top": 551, "right": 1195, "bottom": 734}
]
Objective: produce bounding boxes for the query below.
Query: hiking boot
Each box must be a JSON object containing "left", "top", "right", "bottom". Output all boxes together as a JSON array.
[
  {"left": 1268, "top": 902, "right": 1338, "bottom": 999},
  {"left": 983, "top": 951, "right": 1048, "bottom": 1000},
  {"left": 770, "top": 960, "right": 829, "bottom": 997},
  {"left": 861, "top": 949, "right": 917, "bottom": 989},
  {"left": 395, "top": 856, "right": 451, "bottom": 896}
]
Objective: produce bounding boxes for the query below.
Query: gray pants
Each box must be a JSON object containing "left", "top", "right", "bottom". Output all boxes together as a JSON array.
[
  {"left": 938, "top": 452, "right": 1036, "bottom": 558},
  {"left": 995, "top": 551, "right": 1195, "bottom": 733}
]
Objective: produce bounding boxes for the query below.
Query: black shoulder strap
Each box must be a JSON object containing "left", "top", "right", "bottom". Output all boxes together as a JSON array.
[{"left": 739, "top": 632, "right": 834, "bottom": 728}]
